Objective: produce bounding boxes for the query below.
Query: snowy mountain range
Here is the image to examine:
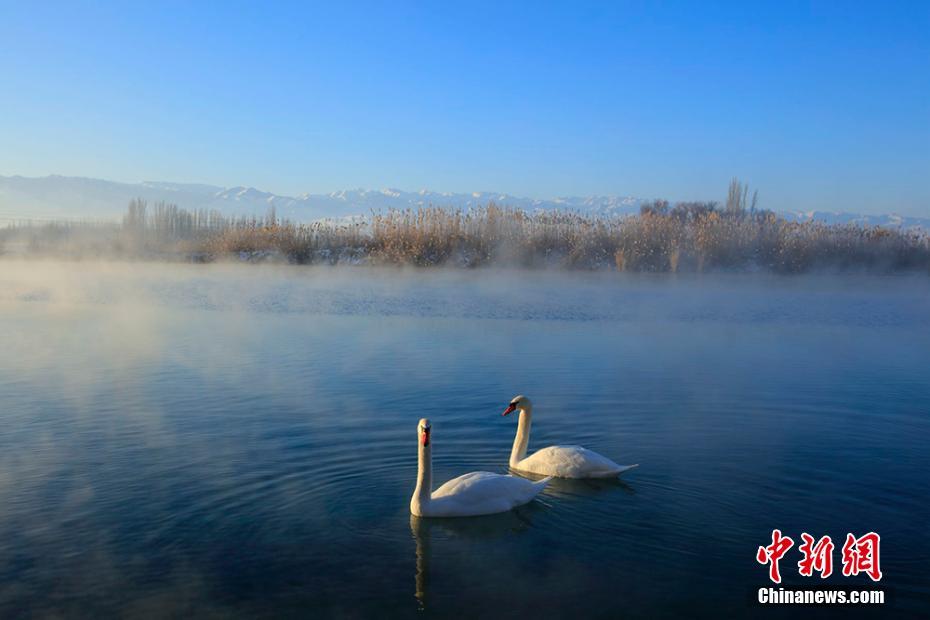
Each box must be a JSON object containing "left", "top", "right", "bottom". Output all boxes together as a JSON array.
[
  {"left": 0, "top": 175, "right": 645, "bottom": 222},
  {"left": 1, "top": 174, "right": 928, "bottom": 230},
  {"left": 778, "top": 210, "right": 930, "bottom": 229}
]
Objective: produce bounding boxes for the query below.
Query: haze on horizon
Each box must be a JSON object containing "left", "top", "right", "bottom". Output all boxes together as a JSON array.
[{"left": 1, "top": 2, "right": 928, "bottom": 216}]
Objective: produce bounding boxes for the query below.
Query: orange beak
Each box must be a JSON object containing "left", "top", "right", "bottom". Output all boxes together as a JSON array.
[
  {"left": 421, "top": 427, "right": 431, "bottom": 446},
  {"left": 502, "top": 404, "right": 517, "bottom": 416}
]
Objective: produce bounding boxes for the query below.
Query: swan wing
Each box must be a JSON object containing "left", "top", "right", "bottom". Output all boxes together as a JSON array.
[
  {"left": 428, "top": 472, "right": 549, "bottom": 517},
  {"left": 517, "top": 445, "right": 638, "bottom": 479}
]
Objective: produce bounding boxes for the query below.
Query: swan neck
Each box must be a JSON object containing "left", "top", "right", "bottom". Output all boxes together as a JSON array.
[
  {"left": 510, "top": 406, "right": 532, "bottom": 467},
  {"left": 411, "top": 442, "right": 432, "bottom": 515}
]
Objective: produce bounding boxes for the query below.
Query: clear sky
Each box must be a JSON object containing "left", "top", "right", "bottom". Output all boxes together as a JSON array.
[{"left": 1, "top": 1, "right": 928, "bottom": 214}]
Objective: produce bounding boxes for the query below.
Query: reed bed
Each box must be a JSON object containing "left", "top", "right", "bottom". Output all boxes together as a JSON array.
[{"left": 2, "top": 197, "right": 928, "bottom": 274}]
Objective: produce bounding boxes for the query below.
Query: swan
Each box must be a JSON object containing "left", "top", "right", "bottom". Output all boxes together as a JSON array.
[
  {"left": 502, "top": 395, "right": 638, "bottom": 479},
  {"left": 410, "top": 418, "right": 550, "bottom": 518}
]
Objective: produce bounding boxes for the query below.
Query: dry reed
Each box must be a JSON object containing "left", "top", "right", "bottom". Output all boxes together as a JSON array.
[{"left": 3, "top": 195, "right": 928, "bottom": 274}]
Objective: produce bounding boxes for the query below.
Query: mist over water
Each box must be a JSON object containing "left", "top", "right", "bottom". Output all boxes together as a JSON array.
[{"left": 1, "top": 262, "right": 929, "bottom": 618}]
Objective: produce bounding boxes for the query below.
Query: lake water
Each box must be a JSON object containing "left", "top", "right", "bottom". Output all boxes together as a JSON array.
[{"left": 1, "top": 263, "right": 928, "bottom": 618}]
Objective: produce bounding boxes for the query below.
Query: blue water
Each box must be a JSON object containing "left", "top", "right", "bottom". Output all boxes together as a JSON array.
[{"left": 1, "top": 263, "right": 928, "bottom": 618}]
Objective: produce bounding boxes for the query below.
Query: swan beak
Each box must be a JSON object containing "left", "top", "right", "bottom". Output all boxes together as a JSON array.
[
  {"left": 421, "top": 427, "right": 430, "bottom": 446},
  {"left": 502, "top": 404, "right": 517, "bottom": 416}
]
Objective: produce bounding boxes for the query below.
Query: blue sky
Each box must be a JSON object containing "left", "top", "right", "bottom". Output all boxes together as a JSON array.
[{"left": 1, "top": 1, "right": 927, "bottom": 214}]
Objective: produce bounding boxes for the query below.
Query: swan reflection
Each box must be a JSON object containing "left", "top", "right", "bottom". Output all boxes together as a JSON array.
[
  {"left": 410, "top": 508, "right": 541, "bottom": 610},
  {"left": 511, "top": 470, "right": 636, "bottom": 500}
]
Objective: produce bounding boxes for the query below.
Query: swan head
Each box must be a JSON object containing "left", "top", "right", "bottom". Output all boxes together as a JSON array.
[
  {"left": 502, "top": 394, "right": 532, "bottom": 416},
  {"left": 418, "top": 418, "right": 431, "bottom": 447}
]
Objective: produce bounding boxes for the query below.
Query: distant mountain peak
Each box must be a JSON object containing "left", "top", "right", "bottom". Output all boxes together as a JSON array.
[{"left": 0, "top": 174, "right": 927, "bottom": 230}]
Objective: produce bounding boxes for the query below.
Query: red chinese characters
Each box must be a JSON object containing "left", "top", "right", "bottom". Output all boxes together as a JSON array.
[
  {"left": 841, "top": 532, "right": 882, "bottom": 582},
  {"left": 756, "top": 529, "right": 795, "bottom": 584},
  {"left": 758, "top": 530, "right": 883, "bottom": 583},
  {"left": 797, "top": 533, "right": 834, "bottom": 578}
]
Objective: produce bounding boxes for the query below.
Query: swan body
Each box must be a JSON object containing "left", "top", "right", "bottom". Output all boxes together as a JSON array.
[
  {"left": 423, "top": 471, "right": 549, "bottom": 517},
  {"left": 503, "top": 395, "right": 639, "bottom": 479},
  {"left": 411, "top": 418, "right": 549, "bottom": 518},
  {"left": 514, "top": 445, "right": 638, "bottom": 479}
]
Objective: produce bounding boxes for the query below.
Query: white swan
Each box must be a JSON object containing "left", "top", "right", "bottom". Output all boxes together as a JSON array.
[
  {"left": 503, "top": 395, "right": 639, "bottom": 479},
  {"left": 410, "top": 418, "right": 550, "bottom": 518}
]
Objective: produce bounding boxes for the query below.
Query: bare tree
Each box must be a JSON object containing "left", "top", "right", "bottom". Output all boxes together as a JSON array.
[{"left": 726, "top": 178, "right": 758, "bottom": 216}]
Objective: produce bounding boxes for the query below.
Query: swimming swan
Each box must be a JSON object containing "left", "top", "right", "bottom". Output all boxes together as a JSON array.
[
  {"left": 503, "top": 395, "right": 638, "bottom": 479},
  {"left": 410, "top": 418, "right": 550, "bottom": 518}
]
